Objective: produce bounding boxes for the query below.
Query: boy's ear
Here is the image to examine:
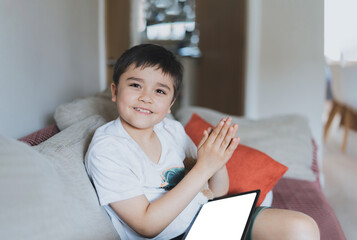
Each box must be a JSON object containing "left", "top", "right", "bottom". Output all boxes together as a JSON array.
[
  {"left": 168, "top": 98, "right": 176, "bottom": 114},
  {"left": 111, "top": 83, "right": 117, "bottom": 102}
]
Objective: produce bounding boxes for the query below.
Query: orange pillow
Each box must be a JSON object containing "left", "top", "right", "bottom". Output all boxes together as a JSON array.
[{"left": 184, "top": 113, "right": 288, "bottom": 206}]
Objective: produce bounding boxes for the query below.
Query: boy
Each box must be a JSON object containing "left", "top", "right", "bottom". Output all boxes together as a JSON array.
[{"left": 85, "top": 44, "right": 320, "bottom": 240}]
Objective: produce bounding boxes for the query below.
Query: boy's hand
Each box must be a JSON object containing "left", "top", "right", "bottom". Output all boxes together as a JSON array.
[{"left": 196, "top": 117, "right": 240, "bottom": 178}]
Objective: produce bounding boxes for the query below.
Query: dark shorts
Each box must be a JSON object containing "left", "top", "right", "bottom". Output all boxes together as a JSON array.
[
  {"left": 245, "top": 206, "right": 269, "bottom": 240},
  {"left": 171, "top": 206, "right": 269, "bottom": 240}
]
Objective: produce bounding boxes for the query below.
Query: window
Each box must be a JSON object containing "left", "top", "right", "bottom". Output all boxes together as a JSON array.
[
  {"left": 325, "top": 0, "right": 357, "bottom": 61},
  {"left": 138, "top": 0, "right": 201, "bottom": 57}
]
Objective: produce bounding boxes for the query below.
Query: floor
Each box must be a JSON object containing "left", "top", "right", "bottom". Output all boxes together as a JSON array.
[{"left": 322, "top": 101, "right": 357, "bottom": 240}]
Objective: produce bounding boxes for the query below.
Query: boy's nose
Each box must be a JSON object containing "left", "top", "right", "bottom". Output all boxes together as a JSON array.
[{"left": 138, "top": 92, "right": 152, "bottom": 103}]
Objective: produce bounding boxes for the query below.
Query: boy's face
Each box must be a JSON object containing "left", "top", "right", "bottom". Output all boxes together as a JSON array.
[{"left": 111, "top": 64, "right": 175, "bottom": 132}]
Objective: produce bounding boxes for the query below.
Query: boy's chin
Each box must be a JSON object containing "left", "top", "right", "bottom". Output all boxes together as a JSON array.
[
  {"left": 121, "top": 118, "right": 161, "bottom": 130},
  {"left": 131, "top": 122, "right": 155, "bottom": 130}
]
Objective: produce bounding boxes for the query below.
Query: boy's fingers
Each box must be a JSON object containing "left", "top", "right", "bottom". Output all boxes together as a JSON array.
[
  {"left": 225, "top": 137, "right": 240, "bottom": 159},
  {"left": 220, "top": 127, "right": 231, "bottom": 150},
  {"left": 213, "top": 117, "right": 232, "bottom": 146},
  {"left": 221, "top": 124, "right": 238, "bottom": 149},
  {"left": 198, "top": 128, "right": 209, "bottom": 149},
  {"left": 206, "top": 118, "right": 226, "bottom": 144}
]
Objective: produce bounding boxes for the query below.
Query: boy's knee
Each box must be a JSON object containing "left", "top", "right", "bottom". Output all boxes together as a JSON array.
[
  {"left": 252, "top": 209, "right": 320, "bottom": 240},
  {"left": 285, "top": 212, "right": 320, "bottom": 240}
]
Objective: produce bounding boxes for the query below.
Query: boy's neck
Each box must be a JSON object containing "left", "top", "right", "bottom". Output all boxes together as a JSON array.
[{"left": 119, "top": 117, "right": 156, "bottom": 144}]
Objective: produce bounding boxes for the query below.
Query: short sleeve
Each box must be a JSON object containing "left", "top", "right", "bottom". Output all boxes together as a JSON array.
[
  {"left": 86, "top": 139, "right": 144, "bottom": 206},
  {"left": 162, "top": 118, "right": 198, "bottom": 160},
  {"left": 175, "top": 119, "right": 198, "bottom": 159},
  {"left": 184, "top": 134, "right": 197, "bottom": 159}
]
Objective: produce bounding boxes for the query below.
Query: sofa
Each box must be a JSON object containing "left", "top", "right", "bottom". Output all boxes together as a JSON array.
[{"left": 0, "top": 90, "right": 346, "bottom": 240}]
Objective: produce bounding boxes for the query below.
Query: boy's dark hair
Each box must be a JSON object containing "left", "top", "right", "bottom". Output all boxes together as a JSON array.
[{"left": 113, "top": 44, "right": 183, "bottom": 101}]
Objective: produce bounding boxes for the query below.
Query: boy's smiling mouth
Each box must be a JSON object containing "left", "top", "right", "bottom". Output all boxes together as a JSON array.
[{"left": 133, "top": 107, "right": 153, "bottom": 114}]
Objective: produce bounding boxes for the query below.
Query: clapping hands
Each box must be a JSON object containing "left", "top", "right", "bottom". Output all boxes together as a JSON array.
[{"left": 196, "top": 117, "right": 240, "bottom": 178}]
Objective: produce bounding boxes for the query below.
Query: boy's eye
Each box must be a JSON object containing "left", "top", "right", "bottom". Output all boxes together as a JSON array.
[
  {"left": 156, "top": 89, "right": 166, "bottom": 95},
  {"left": 130, "top": 83, "right": 141, "bottom": 88}
]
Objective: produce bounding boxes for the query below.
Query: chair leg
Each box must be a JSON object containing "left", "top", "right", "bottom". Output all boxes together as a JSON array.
[
  {"left": 324, "top": 101, "right": 340, "bottom": 142},
  {"left": 341, "top": 108, "right": 352, "bottom": 152}
]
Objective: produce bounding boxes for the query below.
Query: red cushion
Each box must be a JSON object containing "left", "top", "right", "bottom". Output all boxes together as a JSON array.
[{"left": 184, "top": 113, "right": 288, "bottom": 206}]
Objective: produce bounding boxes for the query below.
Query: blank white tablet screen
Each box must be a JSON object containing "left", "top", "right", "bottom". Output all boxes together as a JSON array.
[{"left": 185, "top": 192, "right": 257, "bottom": 240}]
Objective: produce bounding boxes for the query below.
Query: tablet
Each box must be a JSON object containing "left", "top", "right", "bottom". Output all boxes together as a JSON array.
[{"left": 183, "top": 190, "right": 260, "bottom": 240}]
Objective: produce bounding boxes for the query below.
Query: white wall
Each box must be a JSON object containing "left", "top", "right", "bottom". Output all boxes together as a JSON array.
[
  {"left": 245, "top": 0, "right": 325, "bottom": 161},
  {"left": 0, "top": 0, "right": 105, "bottom": 138}
]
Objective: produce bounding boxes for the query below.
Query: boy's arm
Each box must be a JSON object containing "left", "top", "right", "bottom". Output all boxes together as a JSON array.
[
  {"left": 110, "top": 165, "right": 211, "bottom": 238},
  {"left": 208, "top": 165, "right": 229, "bottom": 198},
  {"left": 110, "top": 117, "right": 239, "bottom": 238},
  {"left": 206, "top": 117, "right": 237, "bottom": 198},
  {"left": 184, "top": 161, "right": 229, "bottom": 199}
]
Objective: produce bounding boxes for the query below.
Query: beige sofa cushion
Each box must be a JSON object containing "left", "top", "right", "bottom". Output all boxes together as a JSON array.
[
  {"left": 0, "top": 115, "right": 119, "bottom": 240},
  {"left": 175, "top": 106, "right": 316, "bottom": 181},
  {"left": 54, "top": 89, "right": 117, "bottom": 130}
]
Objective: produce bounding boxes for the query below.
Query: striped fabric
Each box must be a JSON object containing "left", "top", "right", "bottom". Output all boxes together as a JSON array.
[
  {"left": 19, "top": 124, "right": 59, "bottom": 146},
  {"left": 272, "top": 140, "right": 346, "bottom": 240}
]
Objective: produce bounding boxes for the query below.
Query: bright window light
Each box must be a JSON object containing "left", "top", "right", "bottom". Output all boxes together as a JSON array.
[
  {"left": 146, "top": 21, "right": 195, "bottom": 40},
  {"left": 325, "top": 0, "right": 357, "bottom": 61}
]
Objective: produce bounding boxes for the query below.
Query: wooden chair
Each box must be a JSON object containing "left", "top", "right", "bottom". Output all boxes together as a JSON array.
[{"left": 324, "top": 61, "right": 357, "bottom": 152}]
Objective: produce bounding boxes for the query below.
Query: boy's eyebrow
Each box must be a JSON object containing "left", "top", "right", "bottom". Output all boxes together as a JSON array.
[
  {"left": 126, "top": 77, "right": 143, "bottom": 82},
  {"left": 157, "top": 82, "right": 171, "bottom": 91},
  {"left": 126, "top": 77, "right": 171, "bottom": 91}
]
